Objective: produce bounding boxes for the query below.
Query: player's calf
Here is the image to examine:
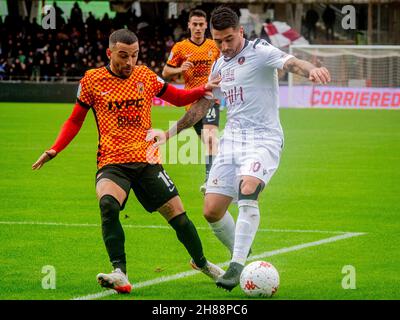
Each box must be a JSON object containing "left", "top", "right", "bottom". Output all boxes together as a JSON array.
[
  {"left": 168, "top": 212, "right": 208, "bottom": 269},
  {"left": 230, "top": 180, "right": 262, "bottom": 266},
  {"left": 100, "top": 195, "right": 127, "bottom": 274}
]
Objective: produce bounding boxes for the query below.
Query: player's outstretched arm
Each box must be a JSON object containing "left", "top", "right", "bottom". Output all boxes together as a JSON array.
[
  {"left": 283, "top": 57, "right": 331, "bottom": 84},
  {"left": 32, "top": 149, "right": 57, "bottom": 170},
  {"left": 159, "top": 76, "right": 220, "bottom": 107},
  {"left": 32, "top": 103, "right": 89, "bottom": 170},
  {"left": 146, "top": 97, "right": 212, "bottom": 147}
]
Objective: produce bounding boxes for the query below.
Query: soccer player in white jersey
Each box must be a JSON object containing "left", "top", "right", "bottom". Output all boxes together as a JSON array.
[{"left": 147, "top": 6, "right": 331, "bottom": 291}]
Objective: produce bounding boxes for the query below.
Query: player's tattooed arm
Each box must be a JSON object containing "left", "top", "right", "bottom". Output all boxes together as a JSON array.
[
  {"left": 167, "top": 97, "right": 211, "bottom": 138},
  {"left": 146, "top": 97, "right": 212, "bottom": 147},
  {"left": 283, "top": 57, "right": 314, "bottom": 77},
  {"left": 283, "top": 57, "right": 331, "bottom": 84}
]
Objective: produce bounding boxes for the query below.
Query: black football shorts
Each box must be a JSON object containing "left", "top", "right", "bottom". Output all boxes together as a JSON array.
[
  {"left": 193, "top": 102, "right": 220, "bottom": 136},
  {"left": 95, "top": 163, "right": 179, "bottom": 212}
]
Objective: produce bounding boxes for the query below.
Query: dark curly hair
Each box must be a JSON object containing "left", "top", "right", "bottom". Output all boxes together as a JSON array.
[{"left": 210, "top": 6, "right": 239, "bottom": 31}]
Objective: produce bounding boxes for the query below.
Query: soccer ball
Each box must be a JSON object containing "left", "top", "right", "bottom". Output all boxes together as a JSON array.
[{"left": 240, "top": 261, "right": 279, "bottom": 298}]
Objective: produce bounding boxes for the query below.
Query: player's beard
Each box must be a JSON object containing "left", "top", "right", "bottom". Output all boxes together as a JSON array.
[
  {"left": 116, "top": 65, "right": 133, "bottom": 78},
  {"left": 121, "top": 66, "right": 132, "bottom": 78},
  {"left": 223, "top": 41, "right": 244, "bottom": 59},
  {"left": 222, "top": 49, "right": 236, "bottom": 58}
]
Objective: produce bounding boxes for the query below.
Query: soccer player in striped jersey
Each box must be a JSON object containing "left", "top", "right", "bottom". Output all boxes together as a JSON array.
[
  {"left": 148, "top": 6, "right": 331, "bottom": 291},
  {"left": 162, "top": 9, "right": 221, "bottom": 193},
  {"left": 32, "top": 29, "right": 223, "bottom": 294}
]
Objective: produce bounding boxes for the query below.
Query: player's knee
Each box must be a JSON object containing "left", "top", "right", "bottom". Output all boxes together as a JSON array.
[
  {"left": 100, "top": 195, "right": 120, "bottom": 223},
  {"left": 208, "top": 135, "right": 218, "bottom": 150},
  {"left": 203, "top": 203, "right": 224, "bottom": 223},
  {"left": 239, "top": 180, "right": 263, "bottom": 200},
  {"left": 168, "top": 212, "right": 191, "bottom": 230}
]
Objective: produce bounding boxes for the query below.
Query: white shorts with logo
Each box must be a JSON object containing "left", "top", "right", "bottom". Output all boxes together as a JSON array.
[{"left": 205, "top": 132, "right": 283, "bottom": 201}]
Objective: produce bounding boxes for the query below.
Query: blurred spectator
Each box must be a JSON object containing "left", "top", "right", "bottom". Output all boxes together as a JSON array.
[
  {"left": 53, "top": 1, "right": 65, "bottom": 27},
  {"left": 260, "top": 19, "right": 272, "bottom": 43},
  {"left": 173, "top": 23, "right": 185, "bottom": 41},
  {"left": 322, "top": 5, "right": 335, "bottom": 41},
  {"left": 0, "top": 5, "right": 205, "bottom": 81},
  {"left": 0, "top": 58, "right": 6, "bottom": 80},
  {"left": 305, "top": 6, "right": 319, "bottom": 41},
  {"left": 70, "top": 1, "right": 84, "bottom": 29},
  {"left": 95, "top": 55, "right": 105, "bottom": 68},
  {"left": 249, "top": 30, "right": 257, "bottom": 41}
]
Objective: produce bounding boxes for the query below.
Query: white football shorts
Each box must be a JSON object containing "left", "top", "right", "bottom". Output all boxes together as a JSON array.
[{"left": 205, "top": 133, "right": 283, "bottom": 201}]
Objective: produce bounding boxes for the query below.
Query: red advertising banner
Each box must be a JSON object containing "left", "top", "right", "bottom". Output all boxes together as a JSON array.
[
  {"left": 151, "top": 85, "right": 400, "bottom": 109},
  {"left": 310, "top": 87, "right": 400, "bottom": 108}
]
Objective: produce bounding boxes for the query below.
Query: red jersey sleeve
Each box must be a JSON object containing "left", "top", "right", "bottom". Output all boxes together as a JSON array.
[{"left": 50, "top": 103, "right": 89, "bottom": 153}]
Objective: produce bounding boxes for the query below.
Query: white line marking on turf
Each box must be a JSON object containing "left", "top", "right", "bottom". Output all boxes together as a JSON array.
[
  {"left": 0, "top": 221, "right": 354, "bottom": 234},
  {"left": 71, "top": 231, "right": 366, "bottom": 300}
]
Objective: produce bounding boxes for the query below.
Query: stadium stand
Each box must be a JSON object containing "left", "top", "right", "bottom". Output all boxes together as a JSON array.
[{"left": 0, "top": 1, "right": 190, "bottom": 81}]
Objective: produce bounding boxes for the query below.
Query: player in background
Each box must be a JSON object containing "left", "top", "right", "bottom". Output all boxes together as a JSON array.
[
  {"left": 148, "top": 6, "right": 331, "bottom": 291},
  {"left": 162, "top": 9, "right": 221, "bottom": 193},
  {"left": 32, "top": 29, "right": 223, "bottom": 294}
]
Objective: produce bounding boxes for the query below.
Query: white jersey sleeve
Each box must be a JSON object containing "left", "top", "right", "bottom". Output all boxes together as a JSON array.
[
  {"left": 255, "top": 40, "right": 294, "bottom": 70},
  {"left": 209, "top": 59, "right": 224, "bottom": 101}
]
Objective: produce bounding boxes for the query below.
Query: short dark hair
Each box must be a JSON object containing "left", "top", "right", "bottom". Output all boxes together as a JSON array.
[
  {"left": 109, "top": 29, "right": 138, "bottom": 48},
  {"left": 210, "top": 6, "right": 239, "bottom": 31},
  {"left": 189, "top": 9, "right": 207, "bottom": 20}
]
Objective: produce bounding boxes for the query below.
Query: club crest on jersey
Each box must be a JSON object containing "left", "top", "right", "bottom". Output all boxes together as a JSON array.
[
  {"left": 238, "top": 56, "right": 245, "bottom": 65},
  {"left": 136, "top": 82, "right": 144, "bottom": 95},
  {"left": 208, "top": 50, "right": 213, "bottom": 58}
]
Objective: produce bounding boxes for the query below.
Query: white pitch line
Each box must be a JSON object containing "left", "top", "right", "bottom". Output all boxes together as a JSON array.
[
  {"left": 72, "top": 231, "right": 365, "bottom": 300},
  {"left": 0, "top": 220, "right": 354, "bottom": 234}
]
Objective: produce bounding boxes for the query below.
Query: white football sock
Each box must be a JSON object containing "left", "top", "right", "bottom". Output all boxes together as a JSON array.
[
  {"left": 232, "top": 199, "right": 260, "bottom": 266},
  {"left": 209, "top": 211, "right": 236, "bottom": 255}
]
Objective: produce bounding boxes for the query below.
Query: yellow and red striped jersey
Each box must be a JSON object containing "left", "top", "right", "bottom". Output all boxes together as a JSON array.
[
  {"left": 77, "top": 65, "right": 165, "bottom": 169},
  {"left": 167, "top": 38, "right": 220, "bottom": 110}
]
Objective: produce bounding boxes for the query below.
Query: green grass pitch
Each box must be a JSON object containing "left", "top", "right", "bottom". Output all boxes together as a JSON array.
[{"left": 0, "top": 102, "right": 399, "bottom": 300}]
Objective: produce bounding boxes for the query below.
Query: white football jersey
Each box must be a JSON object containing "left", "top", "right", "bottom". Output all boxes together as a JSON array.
[{"left": 210, "top": 39, "right": 293, "bottom": 139}]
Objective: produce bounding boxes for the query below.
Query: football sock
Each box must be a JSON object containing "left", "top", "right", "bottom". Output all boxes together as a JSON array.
[
  {"left": 169, "top": 212, "right": 207, "bottom": 268},
  {"left": 205, "top": 155, "right": 215, "bottom": 182},
  {"left": 232, "top": 200, "right": 260, "bottom": 266},
  {"left": 209, "top": 211, "right": 235, "bottom": 255},
  {"left": 99, "top": 195, "right": 127, "bottom": 274}
]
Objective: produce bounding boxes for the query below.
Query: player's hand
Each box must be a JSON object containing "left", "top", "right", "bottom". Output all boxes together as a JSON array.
[
  {"left": 309, "top": 67, "right": 331, "bottom": 84},
  {"left": 146, "top": 129, "right": 167, "bottom": 148},
  {"left": 205, "top": 75, "right": 221, "bottom": 91},
  {"left": 32, "top": 149, "right": 57, "bottom": 170},
  {"left": 181, "top": 61, "right": 194, "bottom": 72}
]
